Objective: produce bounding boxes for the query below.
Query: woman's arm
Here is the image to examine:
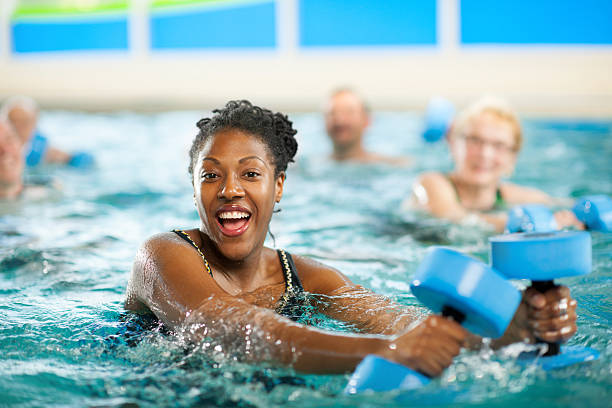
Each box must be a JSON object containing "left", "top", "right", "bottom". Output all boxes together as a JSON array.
[
  {"left": 292, "top": 254, "right": 577, "bottom": 352},
  {"left": 125, "top": 233, "right": 467, "bottom": 375}
]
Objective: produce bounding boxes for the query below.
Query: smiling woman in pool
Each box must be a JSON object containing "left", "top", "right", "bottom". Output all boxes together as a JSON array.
[
  {"left": 125, "top": 100, "right": 577, "bottom": 375},
  {"left": 410, "top": 97, "right": 582, "bottom": 232}
]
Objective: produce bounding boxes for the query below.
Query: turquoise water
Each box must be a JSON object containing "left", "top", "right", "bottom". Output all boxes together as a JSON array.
[{"left": 1, "top": 111, "right": 611, "bottom": 407}]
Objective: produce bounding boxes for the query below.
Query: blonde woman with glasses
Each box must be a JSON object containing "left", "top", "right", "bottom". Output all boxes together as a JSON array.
[{"left": 410, "top": 97, "right": 582, "bottom": 232}]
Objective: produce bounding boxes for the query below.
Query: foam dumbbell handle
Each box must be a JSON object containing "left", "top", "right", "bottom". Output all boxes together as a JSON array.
[{"left": 530, "top": 280, "right": 561, "bottom": 356}]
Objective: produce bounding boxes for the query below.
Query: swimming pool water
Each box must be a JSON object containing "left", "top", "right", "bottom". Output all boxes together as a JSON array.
[{"left": 1, "top": 111, "right": 611, "bottom": 407}]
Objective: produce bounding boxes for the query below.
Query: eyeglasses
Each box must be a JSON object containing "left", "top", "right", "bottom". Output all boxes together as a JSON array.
[{"left": 461, "top": 134, "right": 516, "bottom": 154}]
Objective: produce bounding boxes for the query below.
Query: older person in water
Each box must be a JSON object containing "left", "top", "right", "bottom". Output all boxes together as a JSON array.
[
  {"left": 0, "top": 120, "right": 25, "bottom": 200},
  {"left": 1, "top": 96, "right": 92, "bottom": 167},
  {"left": 324, "top": 88, "right": 410, "bottom": 165},
  {"left": 410, "top": 97, "right": 582, "bottom": 232},
  {"left": 125, "top": 100, "right": 577, "bottom": 375}
]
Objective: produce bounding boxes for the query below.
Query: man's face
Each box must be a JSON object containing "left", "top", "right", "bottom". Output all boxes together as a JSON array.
[{"left": 324, "top": 91, "right": 370, "bottom": 150}]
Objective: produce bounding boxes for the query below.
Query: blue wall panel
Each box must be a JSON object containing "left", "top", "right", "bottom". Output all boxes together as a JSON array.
[
  {"left": 151, "top": 2, "right": 276, "bottom": 49},
  {"left": 461, "top": 0, "right": 612, "bottom": 44},
  {"left": 299, "top": 0, "right": 437, "bottom": 47},
  {"left": 12, "top": 17, "right": 129, "bottom": 53}
]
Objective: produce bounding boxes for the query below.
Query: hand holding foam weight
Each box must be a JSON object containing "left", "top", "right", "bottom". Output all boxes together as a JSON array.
[
  {"left": 572, "top": 195, "right": 612, "bottom": 232},
  {"left": 345, "top": 247, "right": 521, "bottom": 394},
  {"left": 506, "top": 195, "right": 612, "bottom": 233},
  {"left": 489, "top": 231, "right": 599, "bottom": 369},
  {"left": 506, "top": 204, "right": 558, "bottom": 233}
]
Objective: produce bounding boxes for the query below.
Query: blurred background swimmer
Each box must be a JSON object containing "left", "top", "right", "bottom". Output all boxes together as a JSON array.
[
  {"left": 0, "top": 96, "right": 94, "bottom": 168},
  {"left": 0, "top": 120, "right": 24, "bottom": 200},
  {"left": 324, "top": 88, "right": 411, "bottom": 166},
  {"left": 0, "top": 119, "right": 55, "bottom": 202},
  {"left": 408, "top": 97, "right": 583, "bottom": 233}
]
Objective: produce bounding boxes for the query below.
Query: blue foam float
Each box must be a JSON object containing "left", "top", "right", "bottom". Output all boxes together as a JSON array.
[
  {"left": 573, "top": 195, "right": 612, "bottom": 232},
  {"left": 490, "top": 231, "right": 598, "bottom": 369},
  {"left": 346, "top": 247, "right": 521, "bottom": 394}
]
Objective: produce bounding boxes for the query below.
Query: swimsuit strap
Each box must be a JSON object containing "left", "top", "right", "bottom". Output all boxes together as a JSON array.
[
  {"left": 446, "top": 174, "right": 505, "bottom": 211},
  {"left": 494, "top": 187, "right": 506, "bottom": 209},
  {"left": 275, "top": 249, "right": 305, "bottom": 319},
  {"left": 276, "top": 249, "right": 304, "bottom": 294},
  {"left": 171, "top": 229, "right": 213, "bottom": 278}
]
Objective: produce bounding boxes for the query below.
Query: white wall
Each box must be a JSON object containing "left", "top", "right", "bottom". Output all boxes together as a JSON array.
[{"left": 1, "top": 0, "right": 612, "bottom": 116}]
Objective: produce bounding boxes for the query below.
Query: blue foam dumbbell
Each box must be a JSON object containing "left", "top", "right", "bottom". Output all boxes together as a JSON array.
[
  {"left": 507, "top": 196, "right": 612, "bottom": 233},
  {"left": 506, "top": 204, "right": 558, "bottom": 233},
  {"left": 422, "top": 97, "right": 455, "bottom": 143},
  {"left": 25, "top": 132, "right": 49, "bottom": 167},
  {"left": 572, "top": 195, "right": 612, "bottom": 232},
  {"left": 490, "top": 231, "right": 599, "bottom": 369},
  {"left": 68, "top": 151, "right": 95, "bottom": 168},
  {"left": 345, "top": 247, "right": 522, "bottom": 394}
]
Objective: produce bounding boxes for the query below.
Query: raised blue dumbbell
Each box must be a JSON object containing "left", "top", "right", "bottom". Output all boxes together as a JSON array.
[
  {"left": 490, "top": 231, "right": 599, "bottom": 369},
  {"left": 507, "top": 195, "right": 612, "bottom": 233},
  {"left": 345, "top": 247, "right": 522, "bottom": 394},
  {"left": 422, "top": 97, "right": 455, "bottom": 143}
]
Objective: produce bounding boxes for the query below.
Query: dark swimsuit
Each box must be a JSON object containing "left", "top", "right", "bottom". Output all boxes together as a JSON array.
[
  {"left": 446, "top": 174, "right": 507, "bottom": 211},
  {"left": 172, "top": 229, "right": 307, "bottom": 321}
]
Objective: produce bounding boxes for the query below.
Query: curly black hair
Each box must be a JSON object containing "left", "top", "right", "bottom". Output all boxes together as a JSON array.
[{"left": 188, "top": 100, "right": 298, "bottom": 180}]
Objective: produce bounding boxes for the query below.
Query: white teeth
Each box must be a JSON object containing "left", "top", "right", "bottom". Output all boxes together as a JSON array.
[{"left": 218, "top": 211, "right": 250, "bottom": 220}]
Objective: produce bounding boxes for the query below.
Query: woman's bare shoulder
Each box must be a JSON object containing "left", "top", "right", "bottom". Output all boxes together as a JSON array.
[
  {"left": 501, "top": 182, "right": 552, "bottom": 205},
  {"left": 414, "top": 171, "right": 455, "bottom": 197},
  {"left": 290, "top": 254, "right": 354, "bottom": 295}
]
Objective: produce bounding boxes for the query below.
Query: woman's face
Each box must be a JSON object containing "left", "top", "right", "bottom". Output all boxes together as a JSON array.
[
  {"left": 192, "top": 128, "right": 284, "bottom": 261},
  {"left": 449, "top": 112, "right": 518, "bottom": 187}
]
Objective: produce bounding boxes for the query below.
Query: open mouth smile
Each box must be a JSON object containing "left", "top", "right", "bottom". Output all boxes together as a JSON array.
[{"left": 215, "top": 207, "right": 252, "bottom": 237}]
